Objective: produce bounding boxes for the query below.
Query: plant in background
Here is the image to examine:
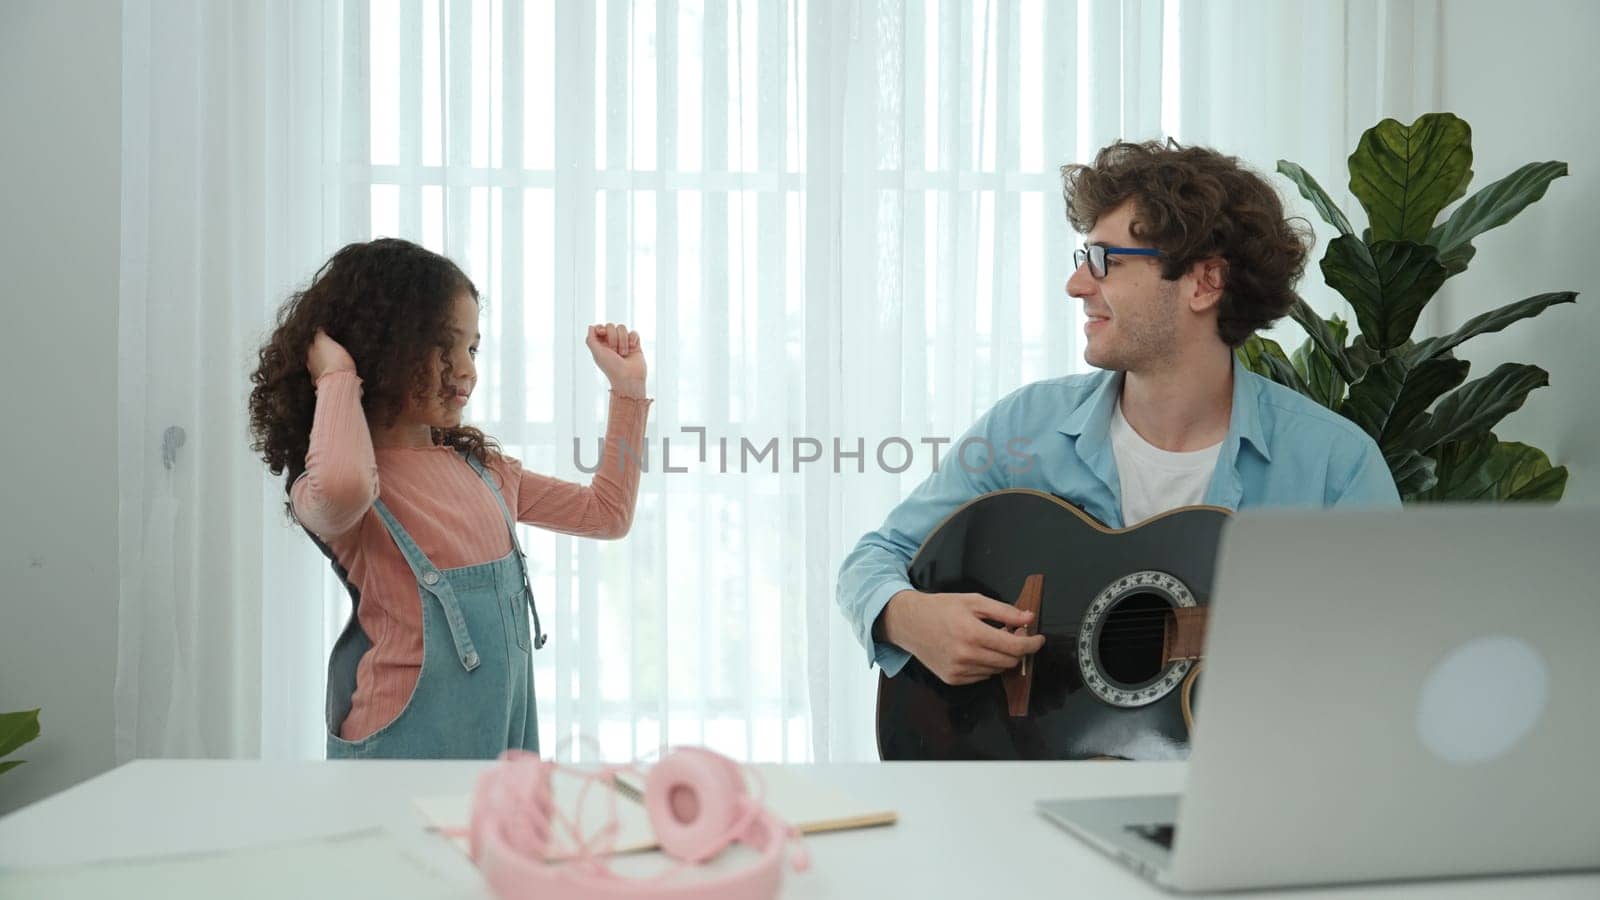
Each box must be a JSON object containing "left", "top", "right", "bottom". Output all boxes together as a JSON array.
[
  {"left": 1239, "top": 112, "right": 1576, "bottom": 502},
  {"left": 0, "top": 708, "right": 40, "bottom": 776}
]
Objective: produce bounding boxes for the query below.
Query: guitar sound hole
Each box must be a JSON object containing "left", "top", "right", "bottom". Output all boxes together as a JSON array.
[{"left": 1098, "top": 593, "right": 1170, "bottom": 687}]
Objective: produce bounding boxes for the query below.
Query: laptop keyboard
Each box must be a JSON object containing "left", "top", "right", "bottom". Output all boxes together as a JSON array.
[{"left": 1127, "top": 823, "right": 1176, "bottom": 849}]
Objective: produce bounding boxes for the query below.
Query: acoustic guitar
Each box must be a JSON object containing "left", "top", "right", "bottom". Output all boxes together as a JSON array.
[{"left": 874, "top": 489, "right": 1229, "bottom": 761}]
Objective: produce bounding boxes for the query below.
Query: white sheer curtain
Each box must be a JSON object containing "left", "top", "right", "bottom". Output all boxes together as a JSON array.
[
  {"left": 116, "top": 0, "right": 338, "bottom": 761},
  {"left": 117, "top": 0, "right": 1436, "bottom": 764}
]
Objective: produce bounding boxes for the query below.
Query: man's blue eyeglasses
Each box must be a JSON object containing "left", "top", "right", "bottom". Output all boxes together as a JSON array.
[{"left": 1073, "top": 244, "right": 1163, "bottom": 279}]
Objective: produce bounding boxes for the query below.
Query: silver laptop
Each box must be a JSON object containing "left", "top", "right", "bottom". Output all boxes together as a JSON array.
[{"left": 1038, "top": 505, "right": 1600, "bottom": 892}]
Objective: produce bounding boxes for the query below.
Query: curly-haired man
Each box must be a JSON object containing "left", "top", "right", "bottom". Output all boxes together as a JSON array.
[{"left": 840, "top": 140, "right": 1399, "bottom": 691}]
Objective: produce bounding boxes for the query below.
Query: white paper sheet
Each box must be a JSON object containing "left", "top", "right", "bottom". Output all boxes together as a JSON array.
[{"left": 0, "top": 828, "right": 459, "bottom": 900}]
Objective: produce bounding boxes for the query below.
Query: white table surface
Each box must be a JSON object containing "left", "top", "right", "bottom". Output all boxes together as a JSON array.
[{"left": 1, "top": 760, "right": 1595, "bottom": 899}]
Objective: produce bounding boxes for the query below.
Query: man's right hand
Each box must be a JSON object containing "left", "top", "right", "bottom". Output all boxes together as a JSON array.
[{"left": 880, "top": 589, "right": 1046, "bottom": 686}]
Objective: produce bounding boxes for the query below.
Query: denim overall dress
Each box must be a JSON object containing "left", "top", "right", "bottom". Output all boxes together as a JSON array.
[{"left": 321, "top": 449, "right": 547, "bottom": 759}]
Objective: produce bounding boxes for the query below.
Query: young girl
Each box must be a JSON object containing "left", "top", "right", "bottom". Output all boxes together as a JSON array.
[{"left": 248, "top": 238, "right": 650, "bottom": 759}]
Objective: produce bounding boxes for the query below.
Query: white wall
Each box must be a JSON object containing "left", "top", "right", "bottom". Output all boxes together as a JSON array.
[
  {"left": 1433, "top": 0, "right": 1600, "bottom": 503},
  {"left": 0, "top": 0, "right": 122, "bottom": 814}
]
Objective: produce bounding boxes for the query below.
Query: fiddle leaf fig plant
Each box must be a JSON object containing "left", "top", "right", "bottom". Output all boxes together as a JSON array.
[
  {"left": 1241, "top": 112, "right": 1576, "bottom": 502},
  {"left": 0, "top": 708, "right": 41, "bottom": 776}
]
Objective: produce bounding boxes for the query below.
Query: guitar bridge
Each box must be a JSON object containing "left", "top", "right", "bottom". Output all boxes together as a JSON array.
[
  {"left": 1161, "top": 606, "right": 1208, "bottom": 663},
  {"left": 1001, "top": 574, "right": 1044, "bottom": 717}
]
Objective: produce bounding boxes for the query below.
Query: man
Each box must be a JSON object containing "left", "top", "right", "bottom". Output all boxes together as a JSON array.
[{"left": 838, "top": 139, "right": 1400, "bottom": 687}]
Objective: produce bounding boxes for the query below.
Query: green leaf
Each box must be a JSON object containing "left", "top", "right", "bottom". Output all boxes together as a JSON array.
[
  {"left": 1238, "top": 335, "right": 1312, "bottom": 395},
  {"left": 1436, "top": 243, "right": 1477, "bottom": 278},
  {"left": 1380, "top": 357, "right": 1472, "bottom": 450},
  {"left": 1401, "top": 363, "right": 1550, "bottom": 455},
  {"left": 1420, "top": 434, "right": 1500, "bottom": 501},
  {"left": 1422, "top": 435, "right": 1567, "bottom": 502},
  {"left": 1341, "top": 356, "right": 1410, "bottom": 441},
  {"left": 1321, "top": 237, "right": 1449, "bottom": 351},
  {"left": 1263, "top": 352, "right": 1312, "bottom": 396},
  {"left": 1277, "top": 160, "right": 1354, "bottom": 236},
  {"left": 1427, "top": 161, "right": 1568, "bottom": 273},
  {"left": 1345, "top": 333, "right": 1382, "bottom": 382},
  {"left": 1494, "top": 442, "right": 1569, "bottom": 501},
  {"left": 1408, "top": 292, "right": 1578, "bottom": 365},
  {"left": 0, "top": 760, "right": 24, "bottom": 776},
  {"left": 1291, "top": 318, "right": 1349, "bottom": 410},
  {"left": 0, "top": 709, "right": 41, "bottom": 759},
  {"left": 1236, "top": 335, "right": 1281, "bottom": 381},
  {"left": 1387, "top": 448, "right": 1440, "bottom": 499},
  {"left": 1509, "top": 468, "right": 1569, "bottom": 500},
  {"left": 1287, "top": 295, "right": 1357, "bottom": 383},
  {"left": 1349, "top": 113, "right": 1474, "bottom": 243}
]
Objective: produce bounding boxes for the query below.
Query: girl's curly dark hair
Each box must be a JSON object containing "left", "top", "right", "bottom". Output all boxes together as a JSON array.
[
  {"left": 1061, "top": 140, "right": 1312, "bottom": 347},
  {"left": 248, "top": 238, "right": 500, "bottom": 520}
]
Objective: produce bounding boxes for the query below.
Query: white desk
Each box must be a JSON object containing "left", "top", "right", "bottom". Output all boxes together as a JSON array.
[{"left": 1, "top": 760, "right": 1594, "bottom": 899}]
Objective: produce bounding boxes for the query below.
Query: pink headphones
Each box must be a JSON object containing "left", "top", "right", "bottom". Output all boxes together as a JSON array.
[{"left": 468, "top": 746, "right": 811, "bottom": 899}]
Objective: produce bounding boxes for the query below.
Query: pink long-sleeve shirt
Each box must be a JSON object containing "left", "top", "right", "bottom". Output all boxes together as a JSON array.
[{"left": 292, "top": 369, "right": 650, "bottom": 741}]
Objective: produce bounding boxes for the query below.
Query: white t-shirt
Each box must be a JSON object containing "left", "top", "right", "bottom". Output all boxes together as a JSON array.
[{"left": 1108, "top": 401, "right": 1224, "bottom": 527}]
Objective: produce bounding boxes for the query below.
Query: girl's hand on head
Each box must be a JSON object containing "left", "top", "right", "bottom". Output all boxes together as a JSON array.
[
  {"left": 306, "top": 329, "right": 358, "bottom": 383},
  {"left": 584, "top": 323, "right": 647, "bottom": 399}
]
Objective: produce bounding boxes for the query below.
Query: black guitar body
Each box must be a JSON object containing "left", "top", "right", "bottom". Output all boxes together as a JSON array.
[{"left": 875, "top": 490, "right": 1229, "bottom": 760}]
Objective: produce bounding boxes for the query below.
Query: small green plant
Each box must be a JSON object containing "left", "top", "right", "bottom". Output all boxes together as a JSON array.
[
  {"left": 0, "top": 708, "right": 41, "bottom": 776},
  {"left": 1241, "top": 112, "right": 1576, "bottom": 502}
]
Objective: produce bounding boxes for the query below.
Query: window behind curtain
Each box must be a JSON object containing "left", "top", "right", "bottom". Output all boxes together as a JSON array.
[{"left": 337, "top": 0, "right": 1180, "bottom": 762}]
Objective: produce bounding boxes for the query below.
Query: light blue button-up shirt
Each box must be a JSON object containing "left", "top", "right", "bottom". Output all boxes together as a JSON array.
[{"left": 837, "top": 355, "right": 1401, "bottom": 676}]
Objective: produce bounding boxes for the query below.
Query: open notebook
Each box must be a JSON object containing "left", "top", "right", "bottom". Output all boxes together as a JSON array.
[{"left": 415, "top": 763, "right": 897, "bottom": 858}]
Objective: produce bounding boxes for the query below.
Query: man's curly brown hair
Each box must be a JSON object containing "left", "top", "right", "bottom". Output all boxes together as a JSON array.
[
  {"left": 248, "top": 238, "right": 500, "bottom": 520},
  {"left": 1060, "top": 140, "right": 1312, "bottom": 347}
]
